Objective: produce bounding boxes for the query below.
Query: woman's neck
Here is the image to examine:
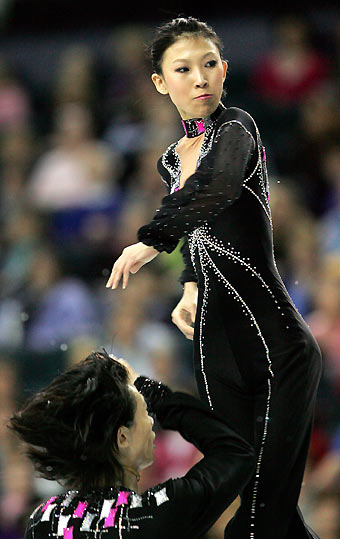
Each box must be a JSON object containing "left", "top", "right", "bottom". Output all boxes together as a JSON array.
[{"left": 180, "top": 102, "right": 225, "bottom": 138}]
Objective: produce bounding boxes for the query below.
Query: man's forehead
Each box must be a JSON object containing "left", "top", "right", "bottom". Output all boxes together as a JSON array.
[{"left": 128, "top": 385, "right": 144, "bottom": 404}]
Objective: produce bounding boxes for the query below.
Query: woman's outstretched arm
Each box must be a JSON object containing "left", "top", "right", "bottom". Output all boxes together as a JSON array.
[
  {"left": 106, "top": 111, "right": 257, "bottom": 290},
  {"left": 137, "top": 120, "right": 256, "bottom": 253}
]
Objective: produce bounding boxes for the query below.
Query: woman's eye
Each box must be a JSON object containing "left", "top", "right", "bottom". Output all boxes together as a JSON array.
[
  {"left": 206, "top": 60, "right": 217, "bottom": 67},
  {"left": 175, "top": 67, "right": 189, "bottom": 73}
]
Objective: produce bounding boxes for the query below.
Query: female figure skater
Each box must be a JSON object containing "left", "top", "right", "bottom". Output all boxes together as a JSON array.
[
  {"left": 10, "top": 351, "right": 254, "bottom": 538},
  {"left": 106, "top": 17, "right": 322, "bottom": 538}
]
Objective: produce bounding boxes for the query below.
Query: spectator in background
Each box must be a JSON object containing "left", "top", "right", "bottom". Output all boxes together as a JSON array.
[
  {"left": 284, "top": 84, "right": 340, "bottom": 216},
  {"left": 249, "top": 15, "right": 331, "bottom": 183},
  {"left": 269, "top": 180, "right": 320, "bottom": 317},
  {"left": 26, "top": 102, "right": 117, "bottom": 210},
  {"left": 0, "top": 127, "right": 38, "bottom": 220},
  {"left": 0, "top": 209, "right": 44, "bottom": 298},
  {"left": 318, "top": 144, "right": 340, "bottom": 254},
  {"left": 51, "top": 44, "right": 99, "bottom": 114},
  {"left": 311, "top": 492, "right": 340, "bottom": 539},
  {"left": 102, "top": 271, "right": 181, "bottom": 379},
  {"left": 0, "top": 56, "right": 32, "bottom": 131},
  {"left": 301, "top": 423, "right": 340, "bottom": 539},
  {"left": 0, "top": 359, "right": 34, "bottom": 539},
  {"left": 19, "top": 245, "right": 102, "bottom": 353},
  {"left": 101, "top": 25, "right": 151, "bottom": 123},
  {"left": 250, "top": 15, "right": 329, "bottom": 107},
  {"left": 307, "top": 261, "right": 340, "bottom": 395},
  {"left": 307, "top": 422, "right": 340, "bottom": 496}
]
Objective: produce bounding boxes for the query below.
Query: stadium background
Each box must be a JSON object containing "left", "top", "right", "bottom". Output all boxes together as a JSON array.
[{"left": 0, "top": 1, "right": 339, "bottom": 537}]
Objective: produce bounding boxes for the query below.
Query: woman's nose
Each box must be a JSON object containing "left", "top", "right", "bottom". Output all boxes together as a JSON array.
[{"left": 194, "top": 71, "right": 208, "bottom": 88}]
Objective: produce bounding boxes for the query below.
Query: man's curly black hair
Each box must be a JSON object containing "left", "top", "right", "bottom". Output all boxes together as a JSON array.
[{"left": 9, "top": 350, "right": 137, "bottom": 492}]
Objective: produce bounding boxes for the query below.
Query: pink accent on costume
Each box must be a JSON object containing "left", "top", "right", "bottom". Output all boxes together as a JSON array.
[
  {"left": 104, "top": 507, "right": 118, "bottom": 528},
  {"left": 73, "top": 501, "right": 88, "bottom": 518},
  {"left": 117, "top": 491, "right": 130, "bottom": 506},
  {"left": 197, "top": 120, "right": 205, "bottom": 134},
  {"left": 262, "top": 146, "right": 267, "bottom": 161},
  {"left": 41, "top": 496, "right": 57, "bottom": 512},
  {"left": 64, "top": 526, "right": 74, "bottom": 539},
  {"left": 104, "top": 492, "right": 129, "bottom": 527}
]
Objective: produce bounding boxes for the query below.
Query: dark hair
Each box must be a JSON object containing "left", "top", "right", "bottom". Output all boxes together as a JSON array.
[
  {"left": 9, "top": 350, "right": 136, "bottom": 491},
  {"left": 150, "top": 16, "right": 224, "bottom": 74}
]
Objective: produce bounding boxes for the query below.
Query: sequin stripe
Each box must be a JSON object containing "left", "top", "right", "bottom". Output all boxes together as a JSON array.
[
  {"left": 196, "top": 122, "right": 215, "bottom": 165},
  {"left": 254, "top": 124, "right": 270, "bottom": 204},
  {"left": 118, "top": 505, "right": 124, "bottom": 539},
  {"left": 256, "top": 162, "right": 270, "bottom": 212},
  {"left": 191, "top": 226, "right": 282, "bottom": 323},
  {"left": 202, "top": 231, "right": 278, "bottom": 298},
  {"left": 169, "top": 122, "right": 216, "bottom": 194},
  {"left": 243, "top": 185, "right": 272, "bottom": 223},
  {"left": 197, "top": 240, "right": 214, "bottom": 411},
  {"left": 199, "top": 243, "right": 274, "bottom": 378},
  {"left": 161, "top": 141, "right": 180, "bottom": 177},
  {"left": 250, "top": 378, "right": 272, "bottom": 539},
  {"left": 171, "top": 122, "right": 215, "bottom": 188},
  {"left": 242, "top": 135, "right": 261, "bottom": 187},
  {"left": 162, "top": 142, "right": 181, "bottom": 193}
]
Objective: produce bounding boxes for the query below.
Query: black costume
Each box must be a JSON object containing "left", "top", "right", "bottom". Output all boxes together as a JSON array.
[
  {"left": 137, "top": 105, "right": 322, "bottom": 538},
  {"left": 25, "top": 377, "right": 254, "bottom": 538}
]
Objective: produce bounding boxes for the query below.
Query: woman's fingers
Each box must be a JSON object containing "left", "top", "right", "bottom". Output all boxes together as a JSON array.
[
  {"left": 106, "top": 259, "right": 126, "bottom": 289},
  {"left": 111, "top": 266, "right": 122, "bottom": 289},
  {"left": 106, "top": 269, "right": 115, "bottom": 288},
  {"left": 106, "top": 243, "right": 158, "bottom": 290},
  {"left": 184, "top": 326, "right": 194, "bottom": 340},
  {"left": 122, "top": 266, "right": 131, "bottom": 290},
  {"left": 172, "top": 308, "right": 195, "bottom": 340}
]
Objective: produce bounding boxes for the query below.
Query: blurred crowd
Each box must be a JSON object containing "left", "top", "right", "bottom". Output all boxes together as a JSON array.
[{"left": 0, "top": 12, "right": 339, "bottom": 539}]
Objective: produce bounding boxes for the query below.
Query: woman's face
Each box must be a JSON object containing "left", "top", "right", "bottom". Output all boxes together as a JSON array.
[{"left": 152, "top": 35, "right": 227, "bottom": 120}]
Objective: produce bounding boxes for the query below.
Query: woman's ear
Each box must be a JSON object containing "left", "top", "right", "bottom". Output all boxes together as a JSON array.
[
  {"left": 151, "top": 73, "right": 169, "bottom": 95},
  {"left": 222, "top": 60, "right": 228, "bottom": 82}
]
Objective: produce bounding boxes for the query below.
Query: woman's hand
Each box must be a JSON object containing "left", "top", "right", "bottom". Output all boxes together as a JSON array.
[
  {"left": 106, "top": 242, "right": 159, "bottom": 289},
  {"left": 171, "top": 282, "right": 198, "bottom": 340}
]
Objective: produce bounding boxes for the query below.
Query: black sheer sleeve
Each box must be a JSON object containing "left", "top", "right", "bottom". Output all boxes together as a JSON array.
[
  {"left": 143, "top": 390, "right": 255, "bottom": 538},
  {"left": 138, "top": 119, "right": 256, "bottom": 254},
  {"left": 134, "top": 376, "right": 172, "bottom": 416},
  {"left": 157, "top": 157, "right": 198, "bottom": 285},
  {"left": 179, "top": 237, "right": 198, "bottom": 285}
]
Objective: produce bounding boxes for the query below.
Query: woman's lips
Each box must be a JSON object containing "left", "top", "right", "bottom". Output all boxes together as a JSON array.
[{"left": 195, "top": 94, "right": 213, "bottom": 100}]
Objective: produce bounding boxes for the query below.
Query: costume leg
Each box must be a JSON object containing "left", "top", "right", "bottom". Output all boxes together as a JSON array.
[
  {"left": 193, "top": 290, "right": 322, "bottom": 538},
  {"left": 223, "top": 346, "right": 322, "bottom": 539}
]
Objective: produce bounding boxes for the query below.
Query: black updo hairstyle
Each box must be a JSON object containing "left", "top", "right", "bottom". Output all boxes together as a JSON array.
[
  {"left": 9, "top": 350, "right": 137, "bottom": 492},
  {"left": 150, "top": 16, "right": 224, "bottom": 75}
]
